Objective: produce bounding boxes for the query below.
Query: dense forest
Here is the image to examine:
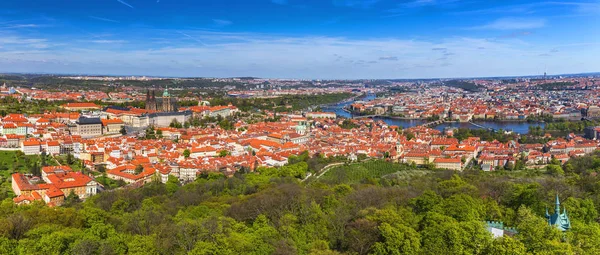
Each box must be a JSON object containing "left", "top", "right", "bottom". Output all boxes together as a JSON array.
[
  {"left": 0, "top": 75, "right": 245, "bottom": 92},
  {"left": 544, "top": 120, "right": 599, "bottom": 133},
  {"left": 441, "top": 80, "right": 483, "bottom": 92},
  {"left": 209, "top": 93, "right": 353, "bottom": 112},
  {"left": 536, "top": 82, "right": 580, "bottom": 91},
  {"left": 112, "top": 92, "right": 353, "bottom": 114},
  {"left": 2, "top": 151, "right": 600, "bottom": 254}
]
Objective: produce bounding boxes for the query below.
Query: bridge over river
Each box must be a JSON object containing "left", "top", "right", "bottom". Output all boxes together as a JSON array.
[
  {"left": 321, "top": 95, "right": 540, "bottom": 134},
  {"left": 422, "top": 120, "right": 444, "bottom": 127},
  {"left": 351, "top": 118, "right": 498, "bottom": 132},
  {"left": 421, "top": 120, "right": 496, "bottom": 132},
  {"left": 468, "top": 121, "right": 496, "bottom": 132}
]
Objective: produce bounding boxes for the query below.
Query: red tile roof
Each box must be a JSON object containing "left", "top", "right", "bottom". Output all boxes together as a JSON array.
[
  {"left": 434, "top": 157, "right": 462, "bottom": 163},
  {"left": 62, "top": 102, "right": 101, "bottom": 108},
  {"left": 46, "top": 172, "right": 93, "bottom": 189}
]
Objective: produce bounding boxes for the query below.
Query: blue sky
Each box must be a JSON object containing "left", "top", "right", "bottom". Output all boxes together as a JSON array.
[{"left": 0, "top": 0, "right": 599, "bottom": 79}]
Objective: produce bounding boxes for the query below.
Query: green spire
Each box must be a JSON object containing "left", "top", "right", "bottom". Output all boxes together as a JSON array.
[
  {"left": 555, "top": 194, "right": 560, "bottom": 214},
  {"left": 547, "top": 193, "right": 571, "bottom": 231},
  {"left": 162, "top": 85, "right": 170, "bottom": 97}
]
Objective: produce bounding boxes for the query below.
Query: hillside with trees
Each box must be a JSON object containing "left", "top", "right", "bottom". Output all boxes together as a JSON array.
[
  {"left": 442, "top": 80, "right": 483, "bottom": 92},
  {"left": 1, "top": 152, "right": 600, "bottom": 254},
  {"left": 536, "top": 82, "right": 580, "bottom": 91},
  {"left": 209, "top": 93, "right": 353, "bottom": 113},
  {"left": 0, "top": 75, "right": 245, "bottom": 92}
]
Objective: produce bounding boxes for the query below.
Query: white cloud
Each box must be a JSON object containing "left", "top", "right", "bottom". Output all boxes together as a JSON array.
[
  {"left": 401, "top": 0, "right": 459, "bottom": 8},
  {"left": 379, "top": 56, "right": 399, "bottom": 61},
  {"left": 453, "top": 2, "right": 600, "bottom": 16},
  {"left": 86, "top": 40, "right": 128, "bottom": 44},
  {"left": 212, "top": 19, "right": 233, "bottom": 27},
  {"left": 333, "top": 0, "right": 382, "bottom": 8},
  {"left": 89, "top": 16, "right": 120, "bottom": 23},
  {"left": 0, "top": 31, "right": 598, "bottom": 79},
  {"left": 0, "top": 36, "right": 47, "bottom": 45},
  {"left": 0, "top": 24, "right": 40, "bottom": 29},
  {"left": 271, "top": 0, "right": 288, "bottom": 5},
  {"left": 116, "top": 0, "right": 134, "bottom": 9},
  {"left": 572, "top": 2, "right": 600, "bottom": 15},
  {"left": 177, "top": 31, "right": 207, "bottom": 46},
  {"left": 470, "top": 17, "right": 546, "bottom": 30},
  {"left": 387, "top": 0, "right": 461, "bottom": 15}
]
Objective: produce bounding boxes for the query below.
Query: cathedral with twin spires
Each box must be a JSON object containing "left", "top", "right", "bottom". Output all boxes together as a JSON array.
[{"left": 145, "top": 87, "right": 178, "bottom": 112}]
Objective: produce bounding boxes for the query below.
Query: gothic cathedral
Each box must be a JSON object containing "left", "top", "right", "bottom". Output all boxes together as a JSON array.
[{"left": 145, "top": 87, "right": 178, "bottom": 112}]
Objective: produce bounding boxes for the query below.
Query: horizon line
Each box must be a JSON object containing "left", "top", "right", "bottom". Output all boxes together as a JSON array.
[{"left": 1, "top": 71, "right": 599, "bottom": 81}]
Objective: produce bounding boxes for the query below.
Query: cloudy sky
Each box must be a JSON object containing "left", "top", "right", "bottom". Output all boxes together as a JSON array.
[{"left": 0, "top": 0, "right": 599, "bottom": 79}]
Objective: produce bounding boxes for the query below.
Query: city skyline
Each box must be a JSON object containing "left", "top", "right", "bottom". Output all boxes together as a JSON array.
[{"left": 0, "top": 0, "right": 599, "bottom": 79}]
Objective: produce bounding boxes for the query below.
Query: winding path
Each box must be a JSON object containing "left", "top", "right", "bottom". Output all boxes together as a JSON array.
[
  {"left": 304, "top": 159, "right": 376, "bottom": 182},
  {"left": 314, "top": 162, "right": 346, "bottom": 179},
  {"left": 301, "top": 162, "right": 346, "bottom": 182}
]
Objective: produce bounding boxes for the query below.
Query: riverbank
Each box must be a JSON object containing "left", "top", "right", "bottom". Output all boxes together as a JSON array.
[
  {"left": 350, "top": 113, "right": 547, "bottom": 124},
  {"left": 316, "top": 93, "right": 365, "bottom": 108},
  {"left": 349, "top": 114, "right": 421, "bottom": 120},
  {"left": 322, "top": 95, "right": 547, "bottom": 134},
  {"left": 345, "top": 109, "right": 548, "bottom": 124}
]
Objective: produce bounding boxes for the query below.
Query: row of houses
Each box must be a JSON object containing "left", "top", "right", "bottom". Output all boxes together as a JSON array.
[{"left": 12, "top": 166, "right": 98, "bottom": 207}]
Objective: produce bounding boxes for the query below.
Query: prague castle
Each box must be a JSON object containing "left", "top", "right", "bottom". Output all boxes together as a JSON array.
[{"left": 145, "top": 87, "right": 177, "bottom": 112}]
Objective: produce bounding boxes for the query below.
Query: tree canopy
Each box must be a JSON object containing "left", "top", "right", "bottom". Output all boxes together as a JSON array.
[{"left": 1, "top": 152, "right": 600, "bottom": 254}]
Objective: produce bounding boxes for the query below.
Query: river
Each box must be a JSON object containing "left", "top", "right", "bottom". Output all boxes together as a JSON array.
[{"left": 321, "top": 94, "right": 544, "bottom": 134}]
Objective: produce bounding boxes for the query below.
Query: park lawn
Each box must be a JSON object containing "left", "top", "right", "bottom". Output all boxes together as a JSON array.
[
  {"left": 318, "top": 160, "right": 416, "bottom": 184},
  {"left": 54, "top": 154, "right": 84, "bottom": 172},
  {"left": 0, "top": 151, "right": 18, "bottom": 199},
  {"left": 0, "top": 151, "right": 59, "bottom": 173},
  {"left": 95, "top": 174, "right": 126, "bottom": 190},
  {"left": 0, "top": 98, "right": 65, "bottom": 115},
  {"left": 0, "top": 151, "right": 62, "bottom": 201},
  {"left": 0, "top": 151, "right": 15, "bottom": 161}
]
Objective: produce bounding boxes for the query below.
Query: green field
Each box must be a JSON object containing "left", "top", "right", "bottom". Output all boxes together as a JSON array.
[
  {"left": 0, "top": 150, "right": 44, "bottom": 200},
  {"left": 318, "top": 160, "right": 422, "bottom": 184},
  {"left": 0, "top": 150, "right": 48, "bottom": 173},
  {"left": 0, "top": 150, "right": 84, "bottom": 201}
]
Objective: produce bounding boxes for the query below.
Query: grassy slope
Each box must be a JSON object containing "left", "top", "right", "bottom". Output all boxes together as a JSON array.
[{"left": 317, "top": 160, "right": 425, "bottom": 184}]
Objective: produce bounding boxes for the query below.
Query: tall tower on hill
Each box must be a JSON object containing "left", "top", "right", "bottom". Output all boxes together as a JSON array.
[
  {"left": 145, "top": 89, "right": 157, "bottom": 111},
  {"left": 162, "top": 86, "right": 173, "bottom": 112}
]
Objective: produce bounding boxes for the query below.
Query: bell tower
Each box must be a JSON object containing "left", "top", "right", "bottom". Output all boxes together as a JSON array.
[
  {"left": 396, "top": 141, "right": 404, "bottom": 155},
  {"left": 162, "top": 86, "right": 172, "bottom": 112}
]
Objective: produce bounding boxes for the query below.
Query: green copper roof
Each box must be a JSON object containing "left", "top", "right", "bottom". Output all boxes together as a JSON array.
[
  {"left": 546, "top": 195, "right": 571, "bottom": 231},
  {"left": 162, "top": 86, "right": 170, "bottom": 97}
]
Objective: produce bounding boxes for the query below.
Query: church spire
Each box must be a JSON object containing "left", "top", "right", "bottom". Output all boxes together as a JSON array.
[
  {"left": 555, "top": 194, "right": 561, "bottom": 214},
  {"left": 547, "top": 193, "right": 571, "bottom": 232},
  {"left": 163, "top": 85, "right": 170, "bottom": 97}
]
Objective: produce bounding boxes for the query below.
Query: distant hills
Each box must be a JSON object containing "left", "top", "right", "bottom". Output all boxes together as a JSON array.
[
  {"left": 439, "top": 80, "right": 483, "bottom": 92},
  {"left": 1, "top": 71, "right": 599, "bottom": 82}
]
